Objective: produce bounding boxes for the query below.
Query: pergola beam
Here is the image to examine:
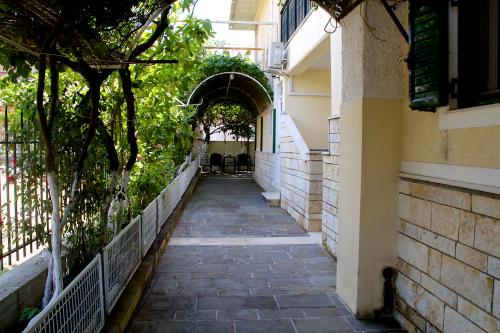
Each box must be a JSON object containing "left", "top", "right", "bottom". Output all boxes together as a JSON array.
[
  {"left": 205, "top": 46, "right": 263, "bottom": 51},
  {"left": 207, "top": 20, "right": 276, "bottom": 25}
]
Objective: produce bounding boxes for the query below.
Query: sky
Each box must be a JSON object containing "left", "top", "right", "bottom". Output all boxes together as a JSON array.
[{"left": 192, "top": 0, "right": 256, "bottom": 55}]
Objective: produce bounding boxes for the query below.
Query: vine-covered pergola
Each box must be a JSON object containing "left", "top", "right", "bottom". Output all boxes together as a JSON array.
[
  {"left": 188, "top": 71, "right": 272, "bottom": 144},
  {"left": 183, "top": 54, "right": 273, "bottom": 146}
]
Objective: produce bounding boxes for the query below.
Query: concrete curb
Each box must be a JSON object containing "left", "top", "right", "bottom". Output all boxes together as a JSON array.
[{"left": 103, "top": 169, "right": 201, "bottom": 333}]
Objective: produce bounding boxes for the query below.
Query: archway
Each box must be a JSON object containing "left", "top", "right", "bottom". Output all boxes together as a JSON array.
[
  {"left": 187, "top": 71, "right": 272, "bottom": 118},
  {"left": 187, "top": 71, "right": 273, "bottom": 172}
]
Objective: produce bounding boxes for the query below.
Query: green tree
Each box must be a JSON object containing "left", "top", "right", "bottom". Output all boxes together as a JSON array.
[
  {"left": 0, "top": 0, "right": 211, "bottom": 309},
  {"left": 201, "top": 101, "right": 254, "bottom": 144}
]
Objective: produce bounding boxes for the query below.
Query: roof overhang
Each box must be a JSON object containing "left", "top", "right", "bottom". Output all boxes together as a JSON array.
[
  {"left": 187, "top": 72, "right": 272, "bottom": 119},
  {"left": 229, "top": 0, "right": 260, "bottom": 30}
]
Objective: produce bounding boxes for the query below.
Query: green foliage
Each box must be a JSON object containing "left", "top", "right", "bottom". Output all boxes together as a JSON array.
[
  {"left": 202, "top": 102, "right": 254, "bottom": 141},
  {"left": 197, "top": 54, "right": 273, "bottom": 98},
  {"left": 0, "top": 0, "right": 190, "bottom": 79},
  {"left": 189, "top": 54, "right": 269, "bottom": 143},
  {"left": 0, "top": 1, "right": 212, "bottom": 273},
  {"left": 19, "top": 307, "right": 41, "bottom": 322},
  {"left": 0, "top": 70, "right": 109, "bottom": 271},
  {"left": 112, "top": 6, "right": 212, "bottom": 215}
]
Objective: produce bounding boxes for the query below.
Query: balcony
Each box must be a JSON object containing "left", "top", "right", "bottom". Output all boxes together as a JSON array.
[{"left": 280, "top": 0, "right": 314, "bottom": 44}]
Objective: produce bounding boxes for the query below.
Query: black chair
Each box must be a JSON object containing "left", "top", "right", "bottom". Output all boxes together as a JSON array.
[
  {"left": 236, "top": 153, "right": 250, "bottom": 172},
  {"left": 209, "top": 153, "right": 223, "bottom": 172}
]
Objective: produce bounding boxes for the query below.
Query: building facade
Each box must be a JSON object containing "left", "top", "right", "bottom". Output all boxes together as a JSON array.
[{"left": 232, "top": 0, "right": 500, "bottom": 332}]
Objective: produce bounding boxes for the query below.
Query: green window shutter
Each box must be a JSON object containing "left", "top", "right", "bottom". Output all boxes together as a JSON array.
[{"left": 409, "top": 0, "right": 448, "bottom": 111}]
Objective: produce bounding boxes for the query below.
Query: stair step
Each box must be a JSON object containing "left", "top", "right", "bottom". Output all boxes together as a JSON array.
[{"left": 261, "top": 192, "right": 280, "bottom": 207}]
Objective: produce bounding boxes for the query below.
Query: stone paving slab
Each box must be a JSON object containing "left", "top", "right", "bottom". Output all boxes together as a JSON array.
[
  {"left": 128, "top": 176, "right": 403, "bottom": 333},
  {"left": 172, "top": 177, "right": 307, "bottom": 238},
  {"left": 130, "top": 244, "right": 402, "bottom": 332}
]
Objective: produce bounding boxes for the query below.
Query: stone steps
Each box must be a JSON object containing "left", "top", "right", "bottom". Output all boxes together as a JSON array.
[{"left": 261, "top": 192, "right": 280, "bottom": 207}]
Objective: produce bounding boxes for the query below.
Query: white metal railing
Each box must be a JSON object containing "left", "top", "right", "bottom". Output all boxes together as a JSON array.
[
  {"left": 102, "top": 215, "right": 141, "bottom": 314},
  {"left": 23, "top": 254, "right": 105, "bottom": 333},
  {"left": 156, "top": 155, "right": 200, "bottom": 234},
  {"left": 157, "top": 186, "right": 174, "bottom": 231},
  {"left": 141, "top": 198, "right": 157, "bottom": 257},
  {"left": 22, "top": 155, "right": 200, "bottom": 333}
]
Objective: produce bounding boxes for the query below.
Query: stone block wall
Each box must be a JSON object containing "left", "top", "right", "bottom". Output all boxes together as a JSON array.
[
  {"left": 280, "top": 121, "right": 323, "bottom": 231},
  {"left": 254, "top": 151, "right": 277, "bottom": 192},
  {"left": 0, "top": 252, "right": 49, "bottom": 332},
  {"left": 322, "top": 117, "right": 340, "bottom": 256},
  {"left": 396, "top": 178, "right": 500, "bottom": 333}
]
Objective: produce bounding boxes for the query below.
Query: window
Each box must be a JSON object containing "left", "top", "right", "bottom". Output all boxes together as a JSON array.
[
  {"left": 280, "top": 0, "right": 313, "bottom": 44},
  {"left": 457, "top": 0, "right": 500, "bottom": 108},
  {"left": 409, "top": 0, "right": 500, "bottom": 111}
]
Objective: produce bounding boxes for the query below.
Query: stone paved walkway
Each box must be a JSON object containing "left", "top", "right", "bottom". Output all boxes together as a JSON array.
[{"left": 128, "top": 176, "right": 403, "bottom": 333}]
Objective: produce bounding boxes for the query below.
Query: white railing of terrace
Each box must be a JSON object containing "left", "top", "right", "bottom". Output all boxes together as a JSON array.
[
  {"left": 102, "top": 215, "right": 141, "bottom": 313},
  {"left": 23, "top": 254, "right": 105, "bottom": 333},
  {"left": 22, "top": 155, "right": 200, "bottom": 333}
]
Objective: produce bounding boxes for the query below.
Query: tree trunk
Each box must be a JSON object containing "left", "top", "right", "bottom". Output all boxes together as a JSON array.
[
  {"left": 42, "top": 255, "right": 53, "bottom": 308},
  {"left": 97, "top": 117, "right": 120, "bottom": 241},
  {"left": 204, "top": 124, "right": 211, "bottom": 144},
  {"left": 32, "top": 55, "right": 65, "bottom": 310},
  {"left": 35, "top": 58, "right": 105, "bottom": 309},
  {"left": 47, "top": 171, "right": 63, "bottom": 303},
  {"left": 104, "top": 170, "right": 120, "bottom": 237},
  {"left": 108, "top": 68, "right": 138, "bottom": 236}
]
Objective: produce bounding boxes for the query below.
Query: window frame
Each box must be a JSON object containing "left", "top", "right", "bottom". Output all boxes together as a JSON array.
[{"left": 439, "top": 0, "right": 500, "bottom": 129}]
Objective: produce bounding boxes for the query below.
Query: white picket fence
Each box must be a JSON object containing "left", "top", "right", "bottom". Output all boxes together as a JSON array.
[{"left": 23, "top": 156, "right": 200, "bottom": 333}]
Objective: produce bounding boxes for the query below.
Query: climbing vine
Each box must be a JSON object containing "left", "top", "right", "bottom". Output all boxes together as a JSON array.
[
  {"left": 189, "top": 54, "right": 270, "bottom": 144},
  {"left": 0, "top": 0, "right": 212, "bottom": 310}
]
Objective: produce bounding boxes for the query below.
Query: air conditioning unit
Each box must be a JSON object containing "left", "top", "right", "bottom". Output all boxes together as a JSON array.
[{"left": 267, "top": 42, "right": 285, "bottom": 69}]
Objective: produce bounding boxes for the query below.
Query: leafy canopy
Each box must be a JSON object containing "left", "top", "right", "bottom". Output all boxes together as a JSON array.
[{"left": 0, "top": 0, "right": 212, "bottom": 275}]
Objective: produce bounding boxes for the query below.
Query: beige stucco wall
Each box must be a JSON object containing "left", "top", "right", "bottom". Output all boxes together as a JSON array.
[
  {"left": 254, "top": 0, "right": 279, "bottom": 67},
  {"left": 324, "top": 0, "right": 500, "bottom": 330},
  {"left": 402, "top": 92, "right": 500, "bottom": 169},
  {"left": 292, "top": 69, "right": 331, "bottom": 93},
  {"left": 336, "top": 0, "right": 404, "bottom": 317},
  {"left": 337, "top": 98, "right": 402, "bottom": 315},
  {"left": 207, "top": 141, "right": 255, "bottom": 156},
  {"left": 283, "top": 70, "right": 330, "bottom": 149}
]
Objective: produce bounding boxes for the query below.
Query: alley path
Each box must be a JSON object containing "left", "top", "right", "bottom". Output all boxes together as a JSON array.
[{"left": 128, "top": 176, "right": 403, "bottom": 333}]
